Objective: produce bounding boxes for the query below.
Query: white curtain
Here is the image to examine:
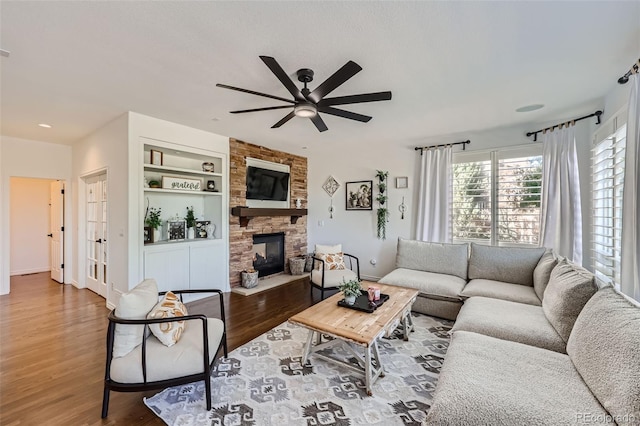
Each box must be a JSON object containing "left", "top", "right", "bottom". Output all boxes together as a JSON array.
[
  {"left": 416, "top": 146, "right": 452, "bottom": 243},
  {"left": 539, "top": 125, "right": 583, "bottom": 263},
  {"left": 621, "top": 73, "right": 640, "bottom": 300}
]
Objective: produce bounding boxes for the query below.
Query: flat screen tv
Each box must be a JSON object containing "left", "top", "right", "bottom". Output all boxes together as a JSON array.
[{"left": 246, "top": 166, "right": 290, "bottom": 201}]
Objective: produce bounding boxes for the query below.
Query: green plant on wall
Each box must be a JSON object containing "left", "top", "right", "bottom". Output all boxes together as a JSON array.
[{"left": 376, "top": 170, "right": 389, "bottom": 240}]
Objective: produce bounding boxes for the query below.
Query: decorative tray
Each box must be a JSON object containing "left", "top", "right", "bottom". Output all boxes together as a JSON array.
[{"left": 337, "top": 290, "right": 389, "bottom": 313}]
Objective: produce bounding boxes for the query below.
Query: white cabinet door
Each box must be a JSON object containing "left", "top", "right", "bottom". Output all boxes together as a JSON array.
[
  {"left": 190, "top": 241, "right": 226, "bottom": 291},
  {"left": 144, "top": 245, "right": 190, "bottom": 293}
]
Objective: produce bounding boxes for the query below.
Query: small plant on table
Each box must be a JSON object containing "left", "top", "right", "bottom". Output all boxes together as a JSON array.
[{"left": 339, "top": 279, "right": 362, "bottom": 305}]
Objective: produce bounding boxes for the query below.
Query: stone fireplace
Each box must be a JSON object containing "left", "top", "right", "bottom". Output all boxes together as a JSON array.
[
  {"left": 228, "top": 139, "right": 308, "bottom": 288},
  {"left": 252, "top": 232, "right": 285, "bottom": 277}
]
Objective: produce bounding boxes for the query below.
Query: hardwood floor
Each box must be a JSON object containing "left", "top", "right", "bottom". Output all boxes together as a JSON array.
[{"left": 0, "top": 273, "right": 328, "bottom": 425}]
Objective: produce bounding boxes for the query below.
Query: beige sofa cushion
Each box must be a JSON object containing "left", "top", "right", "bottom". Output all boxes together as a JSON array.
[
  {"left": 378, "top": 268, "right": 465, "bottom": 301},
  {"left": 426, "top": 331, "right": 609, "bottom": 425},
  {"left": 395, "top": 238, "right": 468, "bottom": 280},
  {"left": 567, "top": 287, "right": 640, "bottom": 425},
  {"left": 314, "top": 243, "right": 341, "bottom": 254},
  {"left": 452, "top": 297, "right": 566, "bottom": 353},
  {"left": 113, "top": 279, "right": 159, "bottom": 358},
  {"left": 468, "top": 243, "right": 545, "bottom": 286},
  {"left": 542, "top": 259, "right": 598, "bottom": 342},
  {"left": 147, "top": 291, "right": 187, "bottom": 347},
  {"left": 460, "top": 279, "right": 541, "bottom": 306},
  {"left": 110, "top": 318, "right": 224, "bottom": 383},
  {"left": 533, "top": 249, "right": 557, "bottom": 300},
  {"left": 311, "top": 268, "right": 357, "bottom": 288}
]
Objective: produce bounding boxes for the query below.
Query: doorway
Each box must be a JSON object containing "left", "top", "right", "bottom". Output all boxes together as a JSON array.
[
  {"left": 84, "top": 172, "right": 108, "bottom": 298},
  {"left": 9, "top": 177, "right": 60, "bottom": 280}
]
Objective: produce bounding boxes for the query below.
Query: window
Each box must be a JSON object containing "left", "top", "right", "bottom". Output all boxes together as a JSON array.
[
  {"left": 452, "top": 146, "right": 542, "bottom": 246},
  {"left": 592, "top": 124, "right": 626, "bottom": 289}
]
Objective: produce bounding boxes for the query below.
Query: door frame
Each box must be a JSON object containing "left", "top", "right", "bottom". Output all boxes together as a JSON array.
[
  {"left": 1, "top": 175, "right": 71, "bottom": 295},
  {"left": 78, "top": 168, "right": 109, "bottom": 301}
]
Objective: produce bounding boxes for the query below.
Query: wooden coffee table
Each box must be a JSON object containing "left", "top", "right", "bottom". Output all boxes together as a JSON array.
[{"left": 288, "top": 282, "right": 418, "bottom": 395}]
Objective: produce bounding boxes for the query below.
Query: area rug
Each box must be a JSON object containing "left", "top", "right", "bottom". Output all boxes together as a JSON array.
[{"left": 144, "top": 313, "right": 453, "bottom": 425}]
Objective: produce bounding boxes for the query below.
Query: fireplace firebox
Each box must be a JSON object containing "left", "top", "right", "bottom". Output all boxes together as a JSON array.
[{"left": 252, "top": 232, "right": 285, "bottom": 277}]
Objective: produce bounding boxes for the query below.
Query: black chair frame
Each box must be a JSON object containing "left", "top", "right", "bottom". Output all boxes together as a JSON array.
[
  {"left": 310, "top": 253, "right": 361, "bottom": 300},
  {"left": 102, "top": 289, "right": 228, "bottom": 418}
]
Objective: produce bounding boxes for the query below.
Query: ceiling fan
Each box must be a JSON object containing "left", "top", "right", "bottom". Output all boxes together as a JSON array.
[{"left": 216, "top": 56, "right": 392, "bottom": 132}]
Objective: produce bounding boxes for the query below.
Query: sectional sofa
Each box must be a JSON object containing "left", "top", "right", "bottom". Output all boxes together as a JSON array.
[{"left": 378, "top": 238, "right": 640, "bottom": 425}]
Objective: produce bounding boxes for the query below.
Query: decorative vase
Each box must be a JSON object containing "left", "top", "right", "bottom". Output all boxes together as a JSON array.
[
  {"left": 187, "top": 227, "right": 195, "bottom": 239},
  {"left": 344, "top": 294, "right": 357, "bottom": 305},
  {"left": 206, "top": 223, "right": 216, "bottom": 239},
  {"left": 153, "top": 227, "right": 161, "bottom": 243}
]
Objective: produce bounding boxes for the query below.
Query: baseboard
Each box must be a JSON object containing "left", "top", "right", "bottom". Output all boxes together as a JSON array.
[
  {"left": 361, "top": 274, "right": 381, "bottom": 282},
  {"left": 10, "top": 267, "right": 50, "bottom": 276}
]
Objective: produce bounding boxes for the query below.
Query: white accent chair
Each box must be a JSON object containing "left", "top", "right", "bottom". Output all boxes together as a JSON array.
[
  {"left": 310, "top": 244, "right": 360, "bottom": 300},
  {"left": 101, "top": 279, "right": 227, "bottom": 418}
]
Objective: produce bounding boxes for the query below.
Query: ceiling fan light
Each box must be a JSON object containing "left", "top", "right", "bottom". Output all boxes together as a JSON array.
[{"left": 294, "top": 103, "right": 317, "bottom": 118}]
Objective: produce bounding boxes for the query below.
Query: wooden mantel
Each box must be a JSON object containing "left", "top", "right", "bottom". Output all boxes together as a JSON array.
[{"left": 231, "top": 207, "right": 308, "bottom": 227}]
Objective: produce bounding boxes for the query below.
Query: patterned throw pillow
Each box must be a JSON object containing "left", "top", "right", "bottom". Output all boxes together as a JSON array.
[
  {"left": 147, "top": 291, "right": 187, "bottom": 347},
  {"left": 315, "top": 252, "right": 347, "bottom": 270}
]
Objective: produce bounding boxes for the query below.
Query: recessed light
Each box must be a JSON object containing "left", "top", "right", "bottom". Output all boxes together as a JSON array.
[
  {"left": 302, "top": 146, "right": 308, "bottom": 150},
  {"left": 516, "top": 104, "right": 544, "bottom": 112},
  {"left": 38, "top": 123, "right": 52, "bottom": 128},
  {"left": 211, "top": 117, "right": 220, "bottom": 122},
  {"left": 0, "top": 49, "right": 10, "bottom": 57}
]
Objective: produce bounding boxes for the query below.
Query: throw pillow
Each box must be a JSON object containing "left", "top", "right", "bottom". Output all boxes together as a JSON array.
[
  {"left": 147, "top": 291, "right": 188, "bottom": 347},
  {"left": 542, "top": 259, "right": 598, "bottom": 342},
  {"left": 315, "top": 243, "right": 342, "bottom": 254},
  {"left": 315, "top": 252, "right": 347, "bottom": 271},
  {"left": 533, "top": 249, "right": 558, "bottom": 301},
  {"left": 113, "top": 279, "right": 159, "bottom": 358},
  {"left": 567, "top": 287, "right": 640, "bottom": 424}
]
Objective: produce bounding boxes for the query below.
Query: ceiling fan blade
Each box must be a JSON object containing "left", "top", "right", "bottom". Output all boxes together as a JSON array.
[
  {"left": 318, "top": 106, "right": 371, "bottom": 123},
  {"left": 216, "top": 83, "right": 294, "bottom": 104},
  {"left": 271, "top": 111, "right": 296, "bottom": 128},
  {"left": 260, "top": 56, "right": 305, "bottom": 101},
  {"left": 319, "top": 91, "right": 392, "bottom": 106},
  {"left": 309, "top": 61, "right": 362, "bottom": 103},
  {"left": 310, "top": 114, "right": 328, "bottom": 132},
  {"left": 230, "top": 105, "right": 292, "bottom": 114}
]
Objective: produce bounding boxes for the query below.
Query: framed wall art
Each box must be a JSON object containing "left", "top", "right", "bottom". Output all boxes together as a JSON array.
[
  {"left": 345, "top": 180, "right": 373, "bottom": 210},
  {"left": 396, "top": 176, "right": 408, "bottom": 189},
  {"left": 162, "top": 176, "right": 202, "bottom": 191},
  {"left": 195, "top": 220, "right": 210, "bottom": 239},
  {"left": 168, "top": 220, "right": 186, "bottom": 241},
  {"left": 150, "top": 149, "right": 163, "bottom": 166}
]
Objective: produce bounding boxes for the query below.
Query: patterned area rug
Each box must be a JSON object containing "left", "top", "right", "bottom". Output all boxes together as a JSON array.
[{"left": 144, "top": 313, "right": 452, "bottom": 425}]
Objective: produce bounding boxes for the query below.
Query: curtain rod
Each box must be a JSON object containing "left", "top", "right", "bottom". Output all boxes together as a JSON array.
[
  {"left": 526, "top": 110, "right": 602, "bottom": 142},
  {"left": 617, "top": 58, "right": 640, "bottom": 84},
  {"left": 414, "top": 140, "right": 470, "bottom": 154}
]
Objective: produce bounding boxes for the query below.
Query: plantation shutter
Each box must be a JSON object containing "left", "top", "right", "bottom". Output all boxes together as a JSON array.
[{"left": 592, "top": 124, "right": 626, "bottom": 288}]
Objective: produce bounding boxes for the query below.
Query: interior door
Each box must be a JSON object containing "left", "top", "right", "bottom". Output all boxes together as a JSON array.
[
  {"left": 86, "top": 173, "right": 108, "bottom": 297},
  {"left": 49, "top": 181, "right": 64, "bottom": 283}
]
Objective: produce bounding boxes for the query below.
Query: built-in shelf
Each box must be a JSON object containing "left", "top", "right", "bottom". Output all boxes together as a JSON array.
[
  {"left": 144, "top": 188, "right": 222, "bottom": 196},
  {"left": 231, "top": 207, "right": 308, "bottom": 227},
  {"left": 144, "top": 163, "right": 223, "bottom": 178}
]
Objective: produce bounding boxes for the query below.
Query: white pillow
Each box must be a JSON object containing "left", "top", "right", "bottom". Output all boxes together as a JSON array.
[
  {"left": 113, "top": 279, "right": 159, "bottom": 358},
  {"left": 147, "top": 291, "right": 187, "bottom": 347},
  {"left": 315, "top": 243, "right": 342, "bottom": 254}
]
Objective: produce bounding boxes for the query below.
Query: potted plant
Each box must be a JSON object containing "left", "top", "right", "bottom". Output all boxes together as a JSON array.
[
  {"left": 377, "top": 207, "right": 388, "bottom": 240},
  {"left": 339, "top": 278, "right": 362, "bottom": 305},
  {"left": 145, "top": 207, "right": 162, "bottom": 242},
  {"left": 184, "top": 206, "right": 196, "bottom": 239}
]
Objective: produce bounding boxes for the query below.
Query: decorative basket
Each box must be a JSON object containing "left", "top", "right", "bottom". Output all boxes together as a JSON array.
[
  {"left": 241, "top": 270, "right": 259, "bottom": 288},
  {"left": 289, "top": 257, "right": 306, "bottom": 275}
]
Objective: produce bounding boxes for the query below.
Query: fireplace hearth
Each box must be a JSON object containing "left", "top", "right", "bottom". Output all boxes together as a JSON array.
[{"left": 252, "top": 232, "right": 285, "bottom": 277}]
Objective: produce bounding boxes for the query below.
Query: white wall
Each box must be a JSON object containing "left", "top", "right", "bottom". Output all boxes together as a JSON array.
[
  {"left": 72, "top": 113, "right": 129, "bottom": 306},
  {"left": 9, "top": 177, "right": 54, "bottom": 275},
  {"left": 0, "top": 136, "right": 73, "bottom": 294},
  {"left": 306, "top": 117, "right": 598, "bottom": 280}
]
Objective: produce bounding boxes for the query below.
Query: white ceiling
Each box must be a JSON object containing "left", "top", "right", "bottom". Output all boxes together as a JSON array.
[{"left": 1, "top": 1, "right": 639, "bottom": 153}]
